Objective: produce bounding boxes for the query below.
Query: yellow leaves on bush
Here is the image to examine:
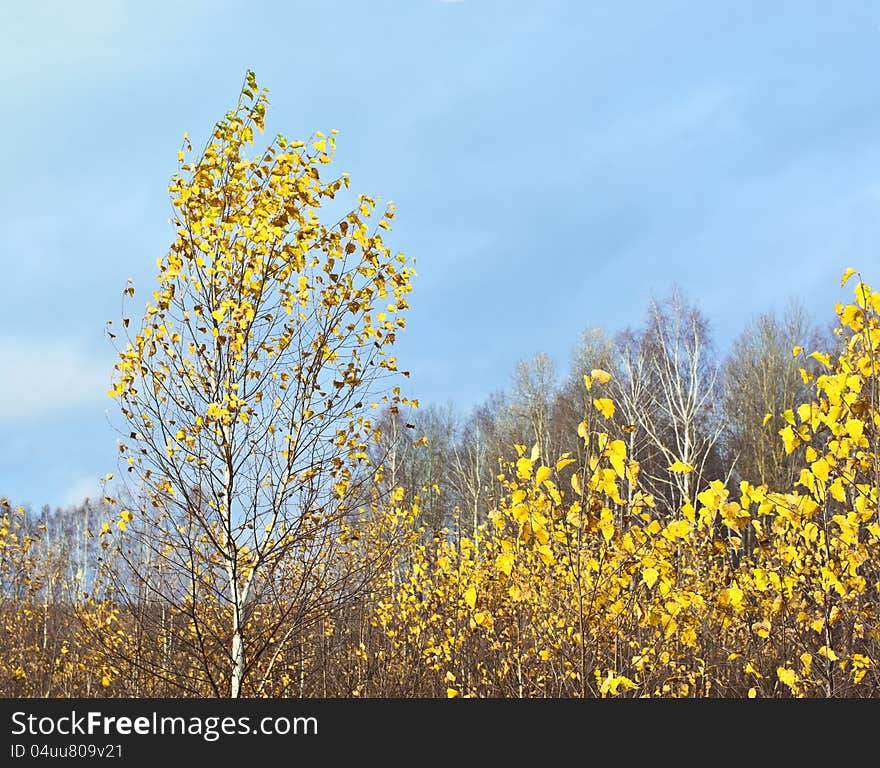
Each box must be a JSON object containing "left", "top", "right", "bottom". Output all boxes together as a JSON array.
[
  {"left": 117, "top": 509, "right": 135, "bottom": 531},
  {"left": 89, "top": 262, "right": 880, "bottom": 698},
  {"left": 598, "top": 671, "right": 636, "bottom": 697},
  {"left": 662, "top": 519, "right": 691, "bottom": 541},
  {"left": 840, "top": 304, "right": 864, "bottom": 332}
]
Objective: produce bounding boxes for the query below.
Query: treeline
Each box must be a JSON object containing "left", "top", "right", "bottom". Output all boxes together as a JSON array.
[
  {"left": 4, "top": 282, "right": 874, "bottom": 698},
  {"left": 371, "top": 289, "right": 827, "bottom": 533}
]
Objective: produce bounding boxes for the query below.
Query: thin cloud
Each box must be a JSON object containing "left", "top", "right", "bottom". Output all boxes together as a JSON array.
[
  {"left": 59, "top": 474, "right": 101, "bottom": 508},
  {"left": 0, "top": 337, "right": 110, "bottom": 424}
]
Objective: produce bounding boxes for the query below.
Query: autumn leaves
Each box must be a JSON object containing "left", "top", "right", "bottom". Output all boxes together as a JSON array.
[{"left": 370, "top": 272, "right": 880, "bottom": 697}]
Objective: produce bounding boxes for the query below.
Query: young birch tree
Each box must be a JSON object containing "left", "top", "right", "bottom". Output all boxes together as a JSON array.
[
  {"left": 624, "top": 290, "right": 722, "bottom": 514},
  {"left": 106, "top": 71, "right": 414, "bottom": 697}
]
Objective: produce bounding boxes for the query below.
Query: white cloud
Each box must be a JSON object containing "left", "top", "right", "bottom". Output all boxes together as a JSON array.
[{"left": 0, "top": 337, "right": 110, "bottom": 424}]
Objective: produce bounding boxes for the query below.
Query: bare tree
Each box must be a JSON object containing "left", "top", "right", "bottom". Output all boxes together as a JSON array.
[
  {"left": 722, "top": 301, "right": 818, "bottom": 488},
  {"left": 510, "top": 352, "right": 558, "bottom": 461},
  {"left": 619, "top": 289, "right": 723, "bottom": 514}
]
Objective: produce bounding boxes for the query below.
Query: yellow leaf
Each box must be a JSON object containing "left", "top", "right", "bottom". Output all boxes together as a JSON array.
[
  {"left": 818, "top": 645, "right": 838, "bottom": 662},
  {"left": 779, "top": 425, "right": 799, "bottom": 455},
  {"left": 762, "top": 413, "right": 772, "bottom": 426},
  {"left": 495, "top": 552, "right": 514, "bottom": 576},
  {"left": 811, "top": 457, "right": 829, "bottom": 485},
  {"left": 593, "top": 398, "right": 615, "bottom": 419},
  {"left": 571, "top": 473, "right": 583, "bottom": 496},
  {"left": 845, "top": 418, "right": 864, "bottom": 441},
  {"left": 516, "top": 458, "right": 534, "bottom": 480},
  {"left": 725, "top": 581, "right": 744, "bottom": 608},
  {"left": 667, "top": 460, "right": 694, "bottom": 474},
  {"left": 840, "top": 304, "right": 864, "bottom": 331},
  {"left": 800, "top": 652, "right": 812, "bottom": 675},
  {"left": 101, "top": 675, "right": 111, "bottom": 688},
  {"left": 792, "top": 346, "right": 803, "bottom": 357},
  {"left": 555, "top": 456, "right": 575, "bottom": 472},
  {"left": 536, "top": 544, "right": 554, "bottom": 565},
  {"left": 598, "top": 508, "right": 615, "bottom": 542},
  {"left": 776, "top": 666, "right": 798, "bottom": 691},
  {"left": 510, "top": 504, "right": 530, "bottom": 524},
  {"left": 840, "top": 267, "right": 857, "bottom": 287},
  {"left": 590, "top": 368, "right": 612, "bottom": 385},
  {"left": 464, "top": 587, "right": 476, "bottom": 610},
  {"left": 446, "top": 687, "right": 459, "bottom": 698},
  {"left": 535, "top": 465, "right": 551, "bottom": 485},
  {"left": 642, "top": 567, "right": 659, "bottom": 588}
]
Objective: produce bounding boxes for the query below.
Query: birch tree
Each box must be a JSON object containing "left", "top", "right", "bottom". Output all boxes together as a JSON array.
[
  {"left": 620, "top": 290, "right": 723, "bottom": 514},
  {"left": 105, "top": 71, "right": 414, "bottom": 696}
]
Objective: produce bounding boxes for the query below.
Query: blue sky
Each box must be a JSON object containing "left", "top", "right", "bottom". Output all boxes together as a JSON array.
[{"left": 1, "top": 1, "right": 879, "bottom": 509}]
